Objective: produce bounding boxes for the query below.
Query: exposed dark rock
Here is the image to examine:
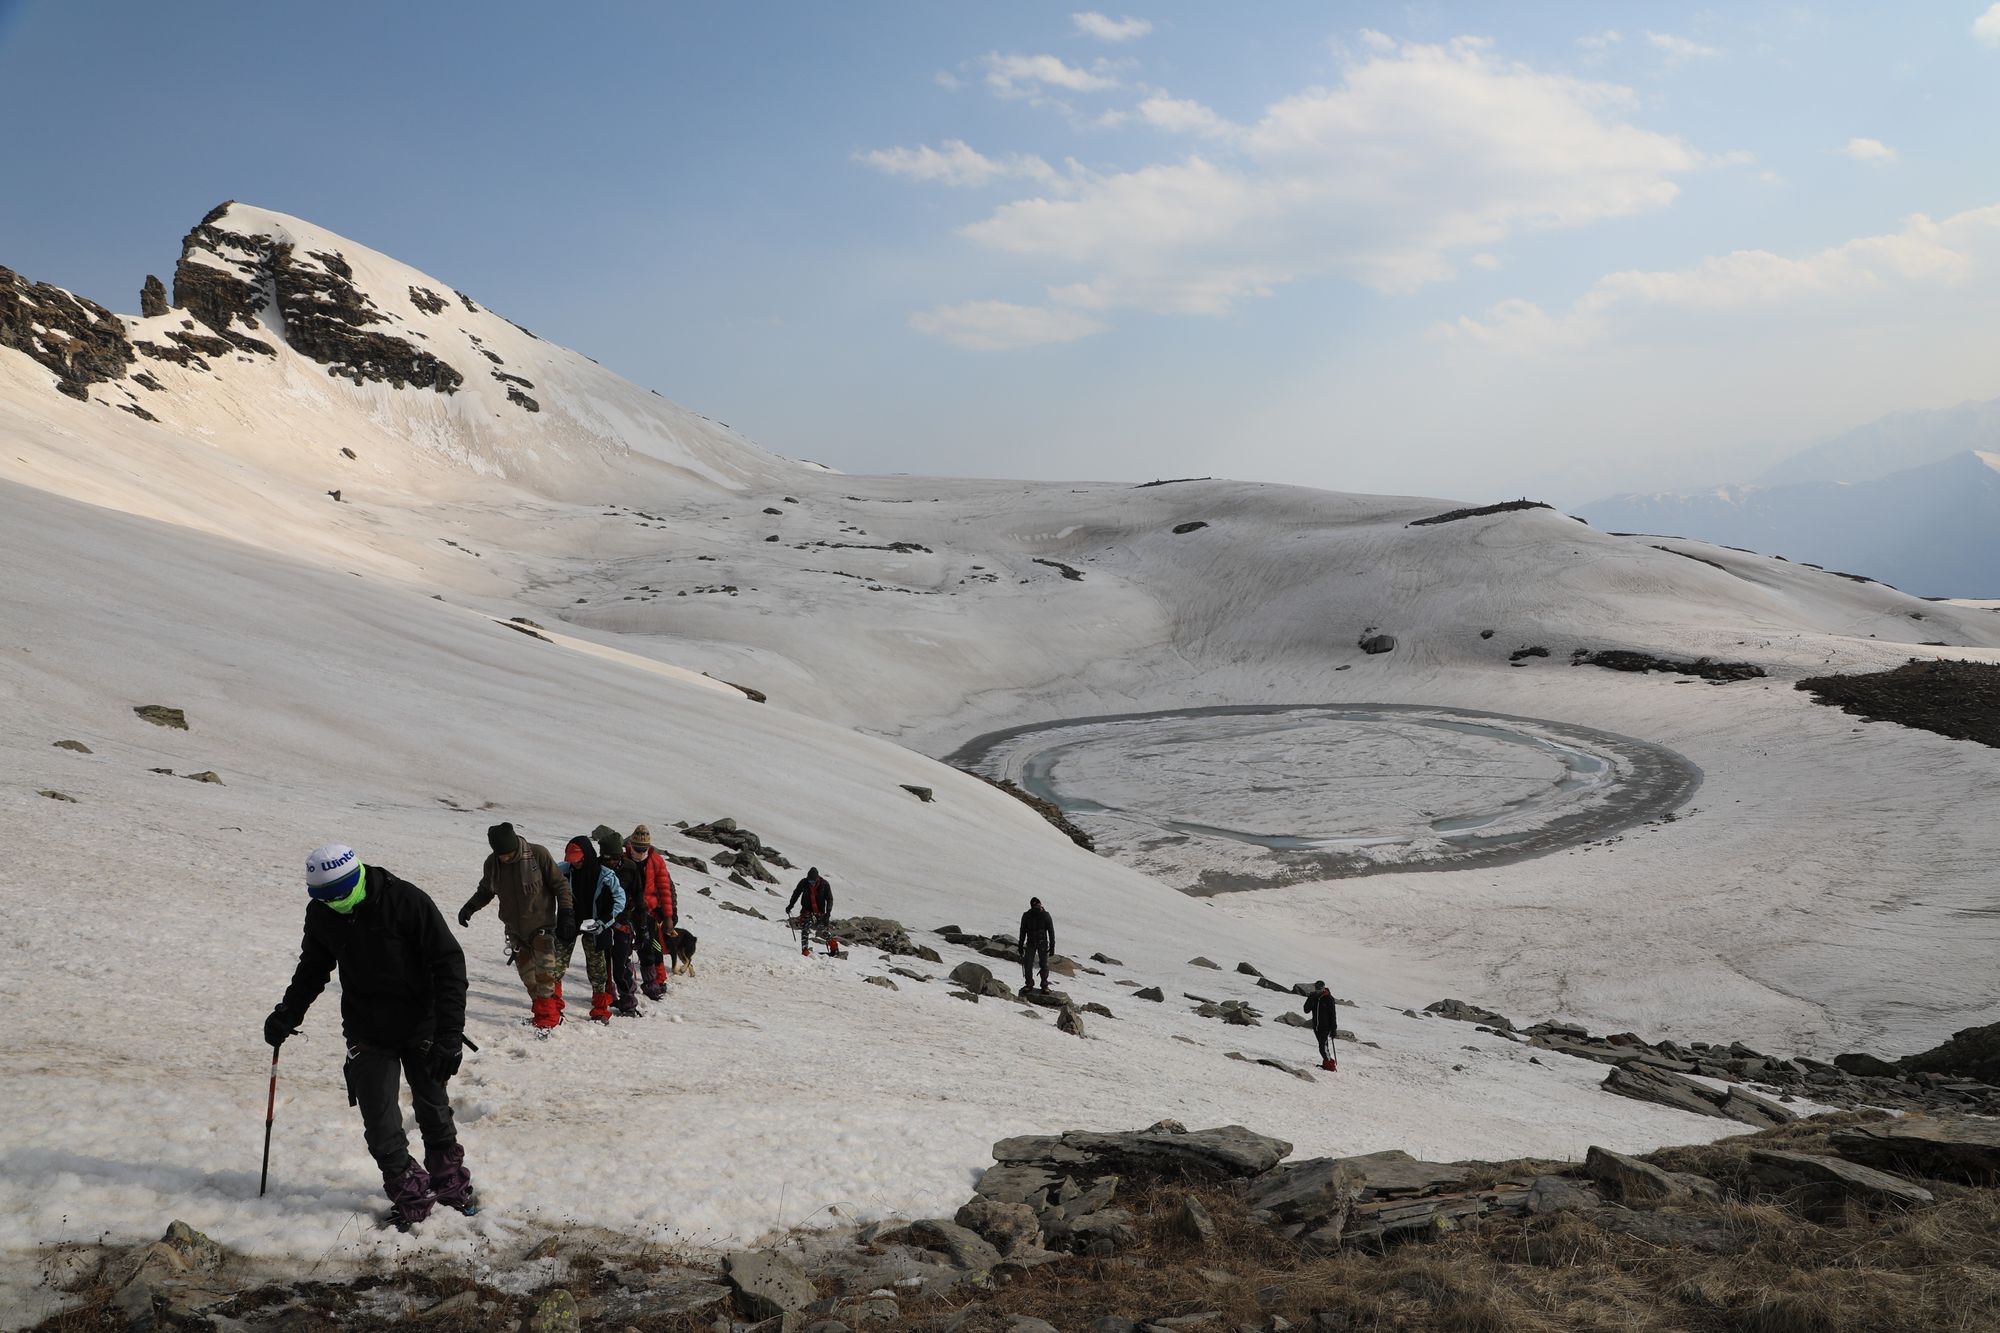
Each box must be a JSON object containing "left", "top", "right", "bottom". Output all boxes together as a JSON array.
[
  {"left": 1172, "top": 521, "right": 1209, "bottom": 534},
  {"left": 1584, "top": 1146, "right": 1714, "bottom": 1203},
  {"left": 1424, "top": 999, "right": 1513, "bottom": 1031},
  {"left": 1134, "top": 987, "right": 1164, "bottom": 1002},
  {"left": 1747, "top": 1149, "right": 1933, "bottom": 1209},
  {"left": 38, "top": 790, "right": 76, "bottom": 802},
  {"left": 1835, "top": 1051, "right": 1904, "bottom": 1079},
  {"left": 52, "top": 739, "right": 93, "bottom": 753},
  {"left": 1408, "top": 498, "right": 1553, "bottom": 527},
  {"left": 1830, "top": 1117, "right": 2000, "bottom": 1184},
  {"left": 132, "top": 371, "right": 165, "bottom": 392},
  {"left": 1056, "top": 1004, "right": 1086, "bottom": 1037},
  {"left": 1189, "top": 956, "right": 1220, "bottom": 970},
  {"left": 183, "top": 771, "right": 224, "bottom": 784},
  {"left": 0, "top": 264, "right": 135, "bottom": 399},
  {"left": 701, "top": 672, "right": 768, "bottom": 703},
  {"left": 140, "top": 274, "right": 169, "bottom": 317},
  {"left": 1031, "top": 558, "right": 1085, "bottom": 581},
  {"left": 133, "top": 704, "right": 188, "bottom": 730},
  {"left": 722, "top": 1249, "right": 815, "bottom": 1319},
  {"left": 506, "top": 385, "right": 541, "bottom": 412},
  {"left": 1575, "top": 650, "right": 1765, "bottom": 682},
  {"left": 1358, "top": 634, "right": 1397, "bottom": 655},
  {"left": 1602, "top": 1063, "right": 1794, "bottom": 1127},
  {"left": 407, "top": 286, "right": 448, "bottom": 315},
  {"left": 174, "top": 205, "right": 461, "bottom": 392},
  {"left": 957, "top": 770, "right": 1095, "bottom": 850},
  {"left": 1508, "top": 645, "right": 1550, "bottom": 661},
  {"left": 901, "top": 784, "right": 935, "bottom": 803},
  {"left": 118, "top": 402, "right": 158, "bottom": 421},
  {"left": 992, "top": 1125, "right": 1291, "bottom": 1183},
  {"left": 1796, "top": 660, "right": 2000, "bottom": 750},
  {"left": 830, "top": 916, "right": 936, "bottom": 960}
]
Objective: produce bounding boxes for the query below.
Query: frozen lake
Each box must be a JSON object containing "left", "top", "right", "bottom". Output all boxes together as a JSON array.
[{"left": 949, "top": 704, "right": 1701, "bottom": 893}]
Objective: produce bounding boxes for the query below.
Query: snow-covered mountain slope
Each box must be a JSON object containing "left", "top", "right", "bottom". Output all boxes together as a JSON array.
[
  {"left": 1579, "top": 450, "right": 2000, "bottom": 598},
  {"left": 0, "top": 478, "right": 1730, "bottom": 1289},
  {"left": 6, "top": 203, "right": 2000, "bottom": 1306}
]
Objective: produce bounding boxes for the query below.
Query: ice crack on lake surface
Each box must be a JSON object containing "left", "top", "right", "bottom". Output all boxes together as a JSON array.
[{"left": 948, "top": 704, "right": 1700, "bottom": 894}]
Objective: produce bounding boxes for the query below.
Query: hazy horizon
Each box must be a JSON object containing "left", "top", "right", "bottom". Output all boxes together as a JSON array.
[{"left": 5, "top": 0, "right": 2000, "bottom": 506}]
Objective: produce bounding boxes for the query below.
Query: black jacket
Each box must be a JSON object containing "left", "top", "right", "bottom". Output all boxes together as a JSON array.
[
  {"left": 1018, "top": 906, "right": 1055, "bottom": 953},
  {"left": 1304, "top": 989, "right": 1338, "bottom": 1031},
  {"left": 276, "top": 866, "right": 467, "bottom": 1048},
  {"left": 788, "top": 874, "right": 832, "bottom": 917}
]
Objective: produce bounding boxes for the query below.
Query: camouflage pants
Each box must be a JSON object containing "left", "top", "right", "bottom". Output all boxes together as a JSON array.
[{"left": 510, "top": 932, "right": 565, "bottom": 1001}]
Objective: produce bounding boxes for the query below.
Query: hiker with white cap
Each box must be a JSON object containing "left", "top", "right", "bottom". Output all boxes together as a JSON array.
[{"left": 264, "top": 844, "right": 475, "bottom": 1228}]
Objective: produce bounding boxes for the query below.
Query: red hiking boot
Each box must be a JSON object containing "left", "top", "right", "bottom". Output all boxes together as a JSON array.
[
  {"left": 1321, "top": 1057, "right": 1338, "bottom": 1072},
  {"left": 530, "top": 995, "right": 561, "bottom": 1030},
  {"left": 589, "top": 990, "right": 612, "bottom": 1023}
]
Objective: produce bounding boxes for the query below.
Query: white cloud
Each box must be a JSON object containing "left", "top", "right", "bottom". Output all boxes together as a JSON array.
[
  {"left": 856, "top": 140, "right": 1056, "bottom": 188},
  {"left": 1576, "top": 30, "right": 1621, "bottom": 53},
  {"left": 1840, "top": 136, "right": 1899, "bottom": 164},
  {"left": 1469, "top": 252, "right": 1502, "bottom": 270},
  {"left": 1135, "top": 94, "right": 1240, "bottom": 140},
  {"left": 933, "top": 36, "right": 1702, "bottom": 335},
  {"left": 908, "top": 300, "right": 1108, "bottom": 350},
  {"left": 1072, "top": 12, "right": 1152, "bottom": 43},
  {"left": 1645, "top": 31, "right": 1721, "bottom": 62},
  {"left": 933, "top": 70, "right": 962, "bottom": 92},
  {"left": 1445, "top": 203, "right": 2000, "bottom": 350},
  {"left": 980, "top": 52, "right": 1122, "bottom": 99},
  {"left": 1975, "top": 4, "right": 2000, "bottom": 46},
  {"left": 1357, "top": 29, "right": 1398, "bottom": 53}
]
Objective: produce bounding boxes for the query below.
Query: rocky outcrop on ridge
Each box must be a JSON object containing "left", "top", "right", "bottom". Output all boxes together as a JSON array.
[
  {"left": 1796, "top": 658, "right": 2000, "bottom": 750},
  {"left": 0, "top": 265, "right": 135, "bottom": 399},
  {"left": 173, "top": 202, "right": 462, "bottom": 391}
]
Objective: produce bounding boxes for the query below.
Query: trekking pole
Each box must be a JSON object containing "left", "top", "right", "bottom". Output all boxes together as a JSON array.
[{"left": 258, "top": 1047, "right": 280, "bottom": 1198}]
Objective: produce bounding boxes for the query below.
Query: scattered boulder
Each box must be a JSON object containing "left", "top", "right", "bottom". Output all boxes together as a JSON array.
[
  {"left": 954, "top": 1196, "right": 1042, "bottom": 1256},
  {"left": 1830, "top": 1117, "right": 2000, "bottom": 1184},
  {"left": 1584, "top": 1146, "right": 1705, "bottom": 1204},
  {"left": 900, "top": 785, "right": 935, "bottom": 803},
  {"left": 523, "top": 1289, "right": 581, "bottom": 1333},
  {"left": 1134, "top": 987, "right": 1165, "bottom": 1002},
  {"left": 1747, "top": 1149, "right": 1934, "bottom": 1209},
  {"left": 1834, "top": 1051, "right": 1903, "bottom": 1079},
  {"left": 1601, "top": 1064, "right": 1794, "bottom": 1128},
  {"left": 907, "top": 1218, "right": 1003, "bottom": 1271},
  {"left": 992, "top": 1126, "right": 1291, "bottom": 1181},
  {"left": 1172, "top": 521, "right": 1209, "bottom": 534},
  {"left": 864, "top": 976, "right": 898, "bottom": 991},
  {"left": 832, "top": 916, "right": 940, "bottom": 961},
  {"left": 1574, "top": 650, "right": 1765, "bottom": 683},
  {"left": 1056, "top": 1003, "right": 1086, "bottom": 1037},
  {"left": 133, "top": 704, "right": 188, "bottom": 729},
  {"left": 1189, "top": 957, "right": 1220, "bottom": 970},
  {"left": 1425, "top": 999, "right": 1513, "bottom": 1031},
  {"left": 183, "top": 770, "right": 223, "bottom": 784},
  {"left": 950, "top": 961, "right": 995, "bottom": 993},
  {"left": 52, "top": 739, "right": 93, "bottom": 753},
  {"left": 1358, "top": 634, "right": 1397, "bottom": 655},
  {"left": 38, "top": 790, "right": 76, "bottom": 802},
  {"left": 1235, "top": 962, "right": 1264, "bottom": 978},
  {"left": 1090, "top": 952, "right": 1123, "bottom": 966},
  {"left": 722, "top": 1249, "right": 816, "bottom": 1319}
]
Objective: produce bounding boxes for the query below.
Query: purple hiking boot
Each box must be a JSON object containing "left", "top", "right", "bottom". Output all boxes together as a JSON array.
[
  {"left": 424, "top": 1142, "right": 478, "bottom": 1215},
  {"left": 383, "top": 1158, "right": 436, "bottom": 1230}
]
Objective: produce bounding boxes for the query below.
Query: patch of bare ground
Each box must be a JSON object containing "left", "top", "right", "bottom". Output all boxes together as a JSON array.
[{"left": 1796, "top": 658, "right": 2000, "bottom": 749}]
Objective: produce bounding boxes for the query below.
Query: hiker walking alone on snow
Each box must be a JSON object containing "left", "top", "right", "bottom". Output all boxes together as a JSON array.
[
  {"left": 626, "top": 825, "right": 676, "bottom": 998},
  {"left": 788, "top": 867, "right": 832, "bottom": 955},
  {"left": 458, "top": 823, "right": 574, "bottom": 1030},
  {"left": 562, "top": 831, "right": 627, "bottom": 1023},
  {"left": 1018, "top": 896, "right": 1055, "bottom": 993},
  {"left": 1305, "top": 980, "right": 1340, "bottom": 1071},
  {"left": 264, "top": 844, "right": 476, "bottom": 1227}
]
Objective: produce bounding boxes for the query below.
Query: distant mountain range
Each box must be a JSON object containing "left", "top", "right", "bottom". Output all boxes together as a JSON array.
[{"left": 1581, "top": 399, "right": 2000, "bottom": 597}]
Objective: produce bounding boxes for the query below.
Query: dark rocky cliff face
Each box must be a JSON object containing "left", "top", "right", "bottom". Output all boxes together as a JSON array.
[
  {"left": 0, "top": 265, "right": 135, "bottom": 399},
  {"left": 140, "top": 274, "right": 169, "bottom": 318},
  {"left": 172, "top": 201, "right": 464, "bottom": 394}
]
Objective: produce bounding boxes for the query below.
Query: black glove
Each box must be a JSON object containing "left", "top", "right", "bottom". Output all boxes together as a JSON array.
[
  {"left": 555, "top": 905, "right": 577, "bottom": 945},
  {"left": 421, "top": 1033, "right": 464, "bottom": 1082},
  {"left": 457, "top": 895, "right": 480, "bottom": 929},
  {"left": 263, "top": 1006, "right": 299, "bottom": 1049}
]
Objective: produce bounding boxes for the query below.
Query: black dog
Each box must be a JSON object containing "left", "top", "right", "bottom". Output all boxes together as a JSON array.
[{"left": 662, "top": 927, "right": 699, "bottom": 978}]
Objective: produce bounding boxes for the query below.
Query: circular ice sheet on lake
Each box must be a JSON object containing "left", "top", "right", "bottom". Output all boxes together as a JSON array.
[{"left": 950, "top": 705, "right": 1699, "bottom": 894}]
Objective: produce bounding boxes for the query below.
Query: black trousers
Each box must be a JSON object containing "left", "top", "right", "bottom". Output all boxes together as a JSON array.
[
  {"left": 1315, "top": 1025, "right": 1337, "bottom": 1061},
  {"left": 1022, "top": 942, "right": 1050, "bottom": 988},
  {"left": 344, "top": 1043, "right": 455, "bottom": 1179}
]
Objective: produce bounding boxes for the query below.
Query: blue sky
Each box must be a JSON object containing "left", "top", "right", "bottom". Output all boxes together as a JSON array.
[{"left": 4, "top": 2, "right": 1999, "bottom": 502}]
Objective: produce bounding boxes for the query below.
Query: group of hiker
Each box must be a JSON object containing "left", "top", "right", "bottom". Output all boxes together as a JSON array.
[
  {"left": 457, "top": 822, "right": 686, "bottom": 1027},
  {"left": 261, "top": 828, "right": 1338, "bottom": 1227}
]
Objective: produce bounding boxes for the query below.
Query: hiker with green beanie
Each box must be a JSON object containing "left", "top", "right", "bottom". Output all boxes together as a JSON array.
[
  {"left": 265, "top": 844, "right": 476, "bottom": 1228},
  {"left": 458, "top": 823, "right": 575, "bottom": 1030}
]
